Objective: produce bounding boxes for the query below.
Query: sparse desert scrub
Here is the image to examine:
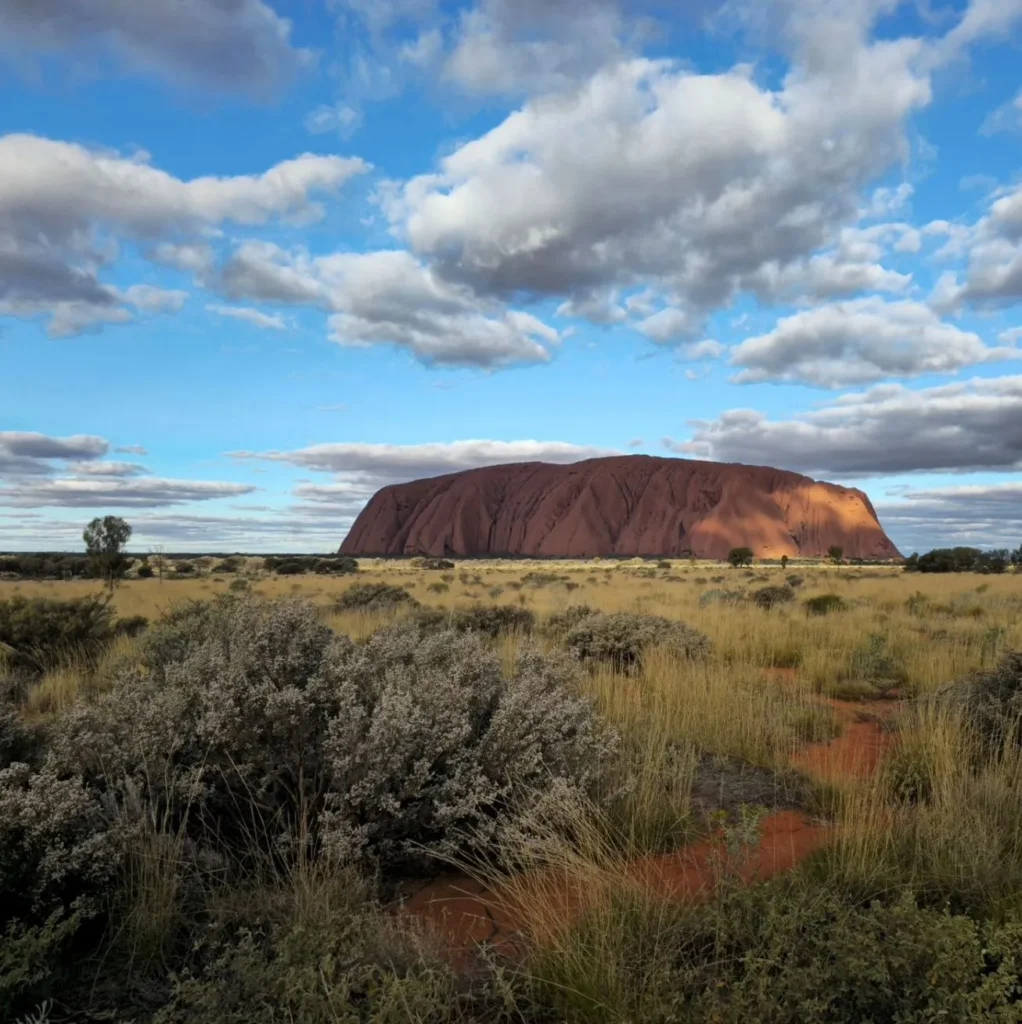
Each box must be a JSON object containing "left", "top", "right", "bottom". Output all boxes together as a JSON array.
[
  {"left": 563, "top": 611, "right": 711, "bottom": 672},
  {"left": 2, "top": 565, "right": 1022, "bottom": 1020}
]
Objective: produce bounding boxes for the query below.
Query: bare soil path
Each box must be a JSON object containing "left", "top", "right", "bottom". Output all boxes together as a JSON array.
[{"left": 398, "top": 682, "right": 900, "bottom": 967}]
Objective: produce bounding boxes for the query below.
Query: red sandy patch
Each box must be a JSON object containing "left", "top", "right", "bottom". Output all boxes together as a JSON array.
[{"left": 400, "top": 683, "right": 900, "bottom": 966}]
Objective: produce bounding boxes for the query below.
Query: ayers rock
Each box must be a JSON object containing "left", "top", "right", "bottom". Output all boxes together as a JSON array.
[{"left": 339, "top": 455, "right": 901, "bottom": 561}]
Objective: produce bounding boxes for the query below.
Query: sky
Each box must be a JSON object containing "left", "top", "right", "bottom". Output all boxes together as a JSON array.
[{"left": 2, "top": 0, "right": 1022, "bottom": 555}]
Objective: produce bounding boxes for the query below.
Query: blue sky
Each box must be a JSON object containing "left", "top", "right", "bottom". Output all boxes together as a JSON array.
[{"left": 2, "top": 0, "right": 1022, "bottom": 554}]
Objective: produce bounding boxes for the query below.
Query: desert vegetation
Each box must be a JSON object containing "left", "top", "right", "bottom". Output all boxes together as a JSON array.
[{"left": 2, "top": 555, "right": 1022, "bottom": 1021}]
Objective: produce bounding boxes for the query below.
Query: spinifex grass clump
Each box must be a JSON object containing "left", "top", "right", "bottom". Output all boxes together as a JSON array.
[
  {"left": 334, "top": 582, "right": 419, "bottom": 612},
  {"left": 0, "top": 595, "right": 115, "bottom": 674},
  {"left": 804, "top": 593, "right": 846, "bottom": 616},
  {"left": 411, "top": 603, "right": 535, "bottom": 638},
  {"left": 752, "top": 584, "right": 795, "bottom": 610},
  {"left": 564, "top": 612, "right": 711, "bottom": 673}
]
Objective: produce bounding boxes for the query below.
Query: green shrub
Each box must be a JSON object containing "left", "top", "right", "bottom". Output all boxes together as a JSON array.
[
  {"left": 136, "top": 562, "right": 154, "bottom": 579},
  {"left": 426, "top": 581, "right": 449, "bottom": 594},
  {"left": 752, "top": 585, "right": 795, "bottom": 610},
  {"left": 313, "top": 556, "right": 358, "bottom": 575},
  {"left": 173, "top": 561, "right": 194, "bottom": 576},
  {"left": 420, "top": 557, "right": 455, "bottom": 571},
  {"left": 804, "top": 593, "right": 846, "bottom": 616},
  {"left": 228, "top": 578, "right": 249, "bottom": 593},
  {"left": 785, "top": 574, "right": 805, "bottom": 588},
  {"left": 563, "top": 612, "right": 711, "bottom": 672},
  {"left": 112, "top": 614, "right": 148, "bottom": 638},
  {"left": 0, "top": 596, "right": 115, "bottom": 674},
  {"left": 151, "top": 870, "right": 461, "bottom": 1024},
  {"left": 727, "top": 547, "right": 754, "bottom": 568},
  {"left": 212, "top": 558, "right": 239, "bottom": 573},
  {"left": 934, "top": 650, "right": 1022, "bottom": 752},
  {"left": 529, "top": 884, "right": 1022, "bottom": 1024},
  {"left": 335, "top": 583, "right": 419, "bottom": 613},
  {"left": 451, "top": 605, "right": 535, "bottom": 638},
  {"left": 273, "top": 560, "right": 307, "bottom": 576}
]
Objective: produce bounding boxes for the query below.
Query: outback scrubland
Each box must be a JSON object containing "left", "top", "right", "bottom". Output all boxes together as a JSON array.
[{"left": 2, "top": 556, "right": 1022, "bottom": 1022}]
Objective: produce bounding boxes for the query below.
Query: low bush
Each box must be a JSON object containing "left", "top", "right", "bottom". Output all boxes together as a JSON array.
[
  {"left": 934, "top": 650, "right": 1022, "bottom": 752},
  {"left": 426, "top": 581, "right": 449, "bottom": 594},
  {"left": 786, "top": 574, "right": 805, "bottom": 588},
  {"left": 804, "top": 593, "right": 846, "bottom": 616},
  {"left": 173, "top": 561, "right": 195, "bottom": 576},
  {"left": 546, "top": 605, "right": 598, "bottom": 637},
  {"left": 752, "top": 585, "right": 795, "bottom": 610},
  {"left": 0, "top": 596, "right": 115, "bottom": 675},
  {"left": 563, "top": 612, "right": 711, "bottom": 672},
  {"left": 527, "top": 883, "right": 1022, "bottom": 1023},
  {"left": 698, "top": 588, "right": 745, "bottom": 608},
  {"left": 313, "top": 556, "right": 358, "bottom": 575},
  {"left": 151, "top": 869, "right": 463, "bottom": 1024},
  {"left": 228, "top": 578, "right": 249, "bottom": 593},
  {"left": 335, "top": 583, "right": 419, "bottom": 613},
  {"left": 136, "top": 562, "right": 154, "bottom": 579},
  {"left": 420, "top": 557, "right": 455, "bottom": 571},
  {"left": 41, "top": 599, "right": 614, "bottom": 875},
  {"left": 273, "top": 560, "right": 307, "bottom": 576},
  {"left": 212, "top": 558, "right": 239, "bottom": 573},
  {"left": 450, "top": 604, "right": 535, "bottom": 638},
  {"left": 522, "top": 571, "right": 566, "bottom": 587}
]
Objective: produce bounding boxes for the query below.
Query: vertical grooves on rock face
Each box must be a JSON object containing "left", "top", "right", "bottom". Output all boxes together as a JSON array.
[{"left": 338, "top": 456, "right": 902, "bottom": 560}]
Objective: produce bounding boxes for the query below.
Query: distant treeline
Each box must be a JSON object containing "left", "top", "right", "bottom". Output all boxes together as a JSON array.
[{"left": 904, "top": 546, "right": 1022, "bottom": 574}]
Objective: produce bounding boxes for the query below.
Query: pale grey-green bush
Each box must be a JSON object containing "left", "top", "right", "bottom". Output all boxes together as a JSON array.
[
  {"left": 45, "top": 598, "right": 615, "bottom": 873},
  {"left": 563, "top": 612, "right": 711, "bottom": 672},
  {"left": 320, "top": 622, "right": 617, "bottom": 867}
]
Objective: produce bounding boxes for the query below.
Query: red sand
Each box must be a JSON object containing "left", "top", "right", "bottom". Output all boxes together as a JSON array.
[
  {"left": 340, "top": 455, "right": 901, "bottom": 561},
  {"left": 399, "top": 691, "right": 896, "bottom": 965}
]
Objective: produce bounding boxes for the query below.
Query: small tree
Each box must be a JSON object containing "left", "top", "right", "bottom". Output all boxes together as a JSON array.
[
  {"left": 83, "top": 516, "right": 132, "bottom": 592},
  {"left": 780, "top": 554, "right": 789, "bottom": 569},
  {"left": 727, "top": 547, "right": 754, "bottom": 568},
  {"left": 150, "top": 545, "right": 166, "bottom": 583},
  {"left": 828, "top": 545, "right": 844, "bottom": 565}
]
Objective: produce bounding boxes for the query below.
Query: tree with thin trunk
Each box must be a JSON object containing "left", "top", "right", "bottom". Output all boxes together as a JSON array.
[{"left": 83, "top": 516, "right": 132, "bottom": 593}]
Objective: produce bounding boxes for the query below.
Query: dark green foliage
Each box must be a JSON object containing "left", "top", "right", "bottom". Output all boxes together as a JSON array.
[
  {"left": 136, "top": 561, "right": 154, "bottom": 579},
  {"left": 313, "top": 556, "right": 358, "bottom": 575},
  {"left": 451, "top": 605, "right": 535, "bottom": 637},
  {"left": 905, "top": 547, "right": 1010, "bottom": 574},
  {"left": 727, "top": 547, "right": 754, "bottom": 568},
  {"left": 827, "top": 545, "right": 844, "bottom": 564},
  {"left": 804, "top": 592, "right": 846, "bottom": 616},
  {"left": 173, "top": 561, "right": 195, "bottom": 575},
  {"left": 0, "top": 595, "right": 115, "bottom": 674},
  {"left": 228, "top": 578, "right": 249, "bottom": 593},
  {"left": 421, "top": 557, "right": 455, "bottom": 570},
  {"left": 150, "top": 872, "right": 461, "bottom": 1024},
  {"left": 112, "top": 615, "right": 149, "bottom": 639},
  {"left": 335, "top": 583, "right": 420, "bottom": 612},
  {"left": 0, "top": 554, "right": 92, "bottom": 580},
  {"left": 564, "top": 612, "right": 711, "bottom": 671},
  {"left": 529, "top": 883, "right": 1022, "bottom": 1024},
  {"left": 780, "top": 554, "right": 789, "bottom": 569},
  {"left": 212, "top": 557, "right": 239, "bottom": 573},
  {"left": 83, "top": 515, "right": 132, "bottom": 590},
  {"left": 656, "top": 560, "right": 671, "bottom": 570},
  {"left": 935, "top": 650, "right": 1022, "bottom": 753},
  {"left": 752, "top": 585, "right": 795, "bottom": 610},
  {"left": 272, "top": 560, "right": 307, "bottom": 576}
]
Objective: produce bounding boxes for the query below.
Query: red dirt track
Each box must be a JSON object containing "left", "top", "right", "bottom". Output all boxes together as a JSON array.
[{"left": 399, "top": 689, "right": 897, "bottom": 966}]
